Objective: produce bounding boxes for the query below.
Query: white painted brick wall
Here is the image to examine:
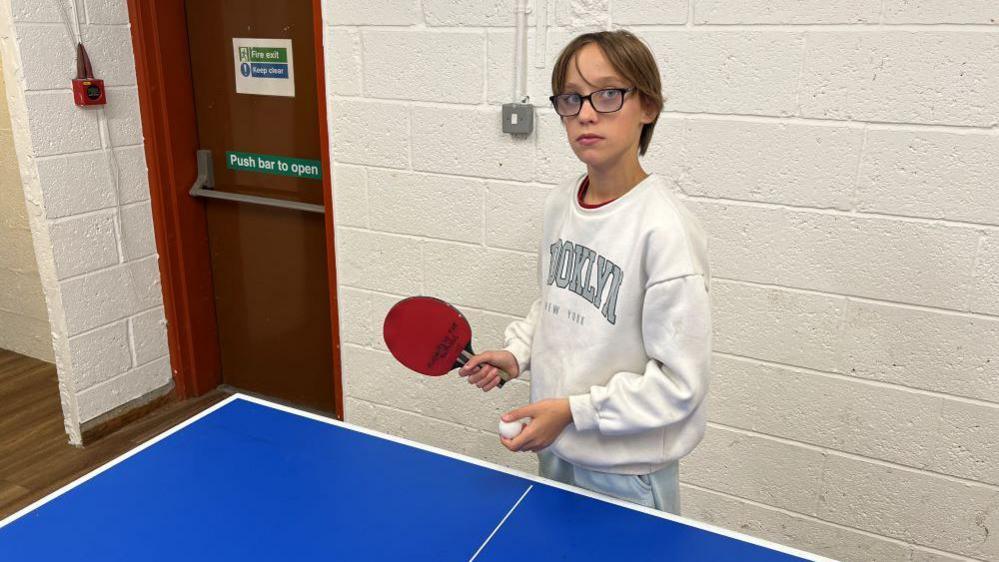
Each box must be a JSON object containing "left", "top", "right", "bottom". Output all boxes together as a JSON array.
[
  {"left": 410, "top": 105, "right": 535, "bottom": 180},
  {"left": 336, "top": 287, "right": 373, "bottom": 346},
  {"left": 613, "top": 0, "right": 687, "bottom": 25},
  {"left": 840, "top": 301, "right": 999, "bottom": 403},
  {"left": 934, "top": 399, "right": 999, "bottom": 486},
  {"left": 47, "top": 211, "right": 119, "bottom": 278},
  {"left": 816, "top": 456, "right": 999, "bottom": 559},
  {"left": 129, "top": 307, "right": 168, "bottom": 365},
  {"left": 337, "top": 228, "right": 423, "bottom": 294},
  {"left": 882, "top": 1, "right": 999, "bottom": 25},
  {"left": 68, "top": 321, "right": 132, "bottom": 389},
  {"left": 83, "top": 0, "right": 129, "bottom": 25},
  {"left": 330, "top": 164, "right": 367, "bottom": 227},
  {"left": 15, "top": 25, "right": 135, "bottom": 91},
  {"left": 330, "top": 99, "right": 410, "bottom": 168},
  {"left": 709, "top": 354, "right": 996, "bottom": 485},
  {"left": 694, "top": 0, "right": 881, "bottom": 24},
  {"left": 423, "top": 0, "right": 519, "bottom": 27},
  {"left": 422, "top": 240, "right": 536, "bottom": 314},
  {"left": 10, "top": 0, "right": 84, "bottom": 24},
  {"left": 35, "top": 147, "right": 149, "bottom": 219},
  {"left": 16, "top": 25, "right": 73, "bottom": 91},
  {"left": 367, "top": 169, "right": 484, "bottom": 243},
  {"left": 555, "top": 0, "right": 609, "bottom": 29},
  {"left": 327, "top": 28, "right": 361, "bottom": 96},
  {"left": 1, "top": 0, "right": 171, "bottom": 441},
  {"left": 683, "top": 426, "right": 828, "bottom": 512},
  {"left": 712, "top": 281, "right": 846, "bottom": 373},
  {"left": 324, "top": 2, "right": 999, "bottom": 560},
  {"left": 646, "top": 31, "right": 805, "bottom": 116},
  {"left": 103, "top": 88, "right": 143, "bottom": 146},
  {"left": 79, "top": 26, "right": 135, "bottom": 86},
  {"left": 485, "top": 181, "right": 550, "bottom": 252},
  {"left": 362, "top": 31, "right": 485, "bottom": 103},
  {"left": 59, "top": 257, "right": 163, "bottom": 336},
  {"left": 973, "top": 234, "right": 999, "bottom": 316},
  {"left": 678, "top": 119, "right": 863, "bottom": 210},
  {"left": 485, "top": 30, "right": 544, "bottom": 105},
  {"left": 856, "top": 129, "right": 999, "bottom": 224},
  {"left": 328, "top": 0, "right": 420, "bottom": 26},
  {"left": 682, "top": 485, "right": 918, "bottom": 562},
  {"left": 799, "top": 32, "right": 999, "bottom": 127},
  {"left": 23, "top": 92, "right": 101, "bottom": 156},
  {"left": 118, "top": 202, "right": 156, "bottom": 260},
  {"left": 691, "top": 201, "right": 981, "bottom": 309},
  {"left": 75, "top": 355, "right": 171, "bottom": 422}
]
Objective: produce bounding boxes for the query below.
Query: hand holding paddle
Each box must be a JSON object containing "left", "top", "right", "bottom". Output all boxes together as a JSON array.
[
  {"left": 383, "top": 296, "right": 516, "bottom": 389},
  {"left": 458, "top": 350, "right": 519, "bottom": 392}
]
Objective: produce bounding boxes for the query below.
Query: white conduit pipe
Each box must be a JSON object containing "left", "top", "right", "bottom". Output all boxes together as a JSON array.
[
  {"left": 514, "top": 0, "right": 530, "bottom": 103},
  {"left": 534, "top": 0, "right": 548, "bottom": 68}
]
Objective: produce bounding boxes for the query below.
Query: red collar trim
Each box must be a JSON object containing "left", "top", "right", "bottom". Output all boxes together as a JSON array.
[{"left": 577, "top": 176, "right": 619, "bottom": 209}]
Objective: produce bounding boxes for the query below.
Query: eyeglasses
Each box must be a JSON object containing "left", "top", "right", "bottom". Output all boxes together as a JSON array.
[{"left": 549, "top": 87, "right": 636, "bottom": 117}]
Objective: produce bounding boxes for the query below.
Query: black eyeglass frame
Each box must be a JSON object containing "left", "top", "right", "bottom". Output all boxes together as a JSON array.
[{"left": 548, "top": 87, "right": 637, "bottom": 117}]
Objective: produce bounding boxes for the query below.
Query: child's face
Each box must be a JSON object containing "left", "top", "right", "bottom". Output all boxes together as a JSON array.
[{"left": 559, "top": 43, "right": 655, "bottom": 169}]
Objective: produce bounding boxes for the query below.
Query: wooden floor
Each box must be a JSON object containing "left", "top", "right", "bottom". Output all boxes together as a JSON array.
[{"left": 0, "top": 349, "right": 226, "bottom": 520}]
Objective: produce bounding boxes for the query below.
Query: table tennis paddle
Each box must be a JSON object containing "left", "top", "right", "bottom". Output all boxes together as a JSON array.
[{"left": 383, "top": 296, "right": 512, "bottom": 388}]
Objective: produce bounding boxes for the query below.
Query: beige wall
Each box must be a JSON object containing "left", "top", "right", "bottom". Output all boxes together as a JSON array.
[{"left": 0, "top": 52, "right": 52, "bottom": 362}]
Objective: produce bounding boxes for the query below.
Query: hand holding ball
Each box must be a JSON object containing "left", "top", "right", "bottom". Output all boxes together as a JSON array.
[{"left": 498, "top": 418, "right": 527, "bottom": 439}]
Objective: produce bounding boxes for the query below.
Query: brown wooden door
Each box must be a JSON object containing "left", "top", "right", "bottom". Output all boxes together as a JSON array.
[{"left": 184, "top": 0, "right": 335, "bottom": 413}]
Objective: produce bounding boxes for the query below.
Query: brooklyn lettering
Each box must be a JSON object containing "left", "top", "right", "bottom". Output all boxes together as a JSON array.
[{"left": 546, "top": 239, "right": 623, "bottom": 324}]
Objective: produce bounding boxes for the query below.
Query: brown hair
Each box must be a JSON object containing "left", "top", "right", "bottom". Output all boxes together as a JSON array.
[{"left": 550, "top": 30, "right": 664, "bottom": 156}]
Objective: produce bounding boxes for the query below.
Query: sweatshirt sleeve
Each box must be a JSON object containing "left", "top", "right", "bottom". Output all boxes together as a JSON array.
[
  {"left": 502, "top": 205, "right": 552, "bottom": 377},
  {"left": 569, "top": 274, "right": 711, "bottom": 435},
  {"left": 503, "top": 298, "right": 542, "bottom": 376}
]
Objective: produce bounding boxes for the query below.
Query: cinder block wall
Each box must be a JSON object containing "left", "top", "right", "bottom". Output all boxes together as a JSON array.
[
  {"left": 325, "top": 2, "right": 999, "bottom": 561},
  {"left": 0, "top": 51, "right": 52, "bottom": 362},
  {"left": 0, "top": 0, "right": 170, "bottom": 442}
]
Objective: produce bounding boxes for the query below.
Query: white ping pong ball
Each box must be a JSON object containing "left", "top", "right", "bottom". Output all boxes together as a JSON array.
[{"left": 498, "top": 419, "right": 524, "bottom": 439}]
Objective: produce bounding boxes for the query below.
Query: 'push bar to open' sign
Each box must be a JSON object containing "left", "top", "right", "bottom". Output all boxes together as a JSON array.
[{"left": 226, "top": 151, "right": 322, "bottom": 180}]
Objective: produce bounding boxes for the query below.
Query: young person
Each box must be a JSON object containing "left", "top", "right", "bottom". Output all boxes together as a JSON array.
[{"left": 460, "top": 30, "right": 710, "bottom": 514}]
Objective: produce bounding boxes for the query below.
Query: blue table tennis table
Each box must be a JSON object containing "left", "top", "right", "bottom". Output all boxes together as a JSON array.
[{"left": 0, "top": 394, "right": 829, "bottom": 561}]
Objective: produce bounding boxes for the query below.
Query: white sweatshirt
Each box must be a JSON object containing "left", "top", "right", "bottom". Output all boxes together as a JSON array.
[{"left": 504, "top": 173, "right": 711, "bottom": 475}]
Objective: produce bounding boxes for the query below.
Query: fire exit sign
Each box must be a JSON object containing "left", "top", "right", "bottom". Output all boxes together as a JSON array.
[{"left": 232, "top": 38, "right": 295, "bottom": 97}]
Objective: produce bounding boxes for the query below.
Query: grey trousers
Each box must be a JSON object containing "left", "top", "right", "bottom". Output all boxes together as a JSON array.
[{"left": 538, "top": 450, "right": 680, "bottom": 515}]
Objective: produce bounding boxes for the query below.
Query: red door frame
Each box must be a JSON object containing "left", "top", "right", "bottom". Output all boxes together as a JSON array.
[
  {"left": 127, "top": 0, "right": 344, "bottom": 419},
  {"left": 313, "top": 3, "right": 346, "bottom": 420}
]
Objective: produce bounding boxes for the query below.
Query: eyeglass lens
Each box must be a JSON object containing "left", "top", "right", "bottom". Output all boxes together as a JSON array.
[{"left": 554, "top": 89, "right": 625, "bottom": 116}]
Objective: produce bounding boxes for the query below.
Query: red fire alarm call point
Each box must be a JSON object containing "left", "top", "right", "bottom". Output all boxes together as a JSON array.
[{"left": 72, "top": 43, "right": 106, "bottom": 106}]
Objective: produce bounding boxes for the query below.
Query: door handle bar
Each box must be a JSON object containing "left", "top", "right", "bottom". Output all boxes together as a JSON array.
[{"left": 189, "top": 149, "right": 325, "bottom": 214}]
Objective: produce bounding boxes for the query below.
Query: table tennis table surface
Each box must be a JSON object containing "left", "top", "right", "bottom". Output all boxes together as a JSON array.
[{"left": 0, "top": 394, "right": 829, "bottom": 561}]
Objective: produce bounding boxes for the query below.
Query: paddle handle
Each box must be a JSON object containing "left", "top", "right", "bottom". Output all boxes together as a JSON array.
[{"left": 459, "top": 350, "right": 513, "bottom": 389}]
